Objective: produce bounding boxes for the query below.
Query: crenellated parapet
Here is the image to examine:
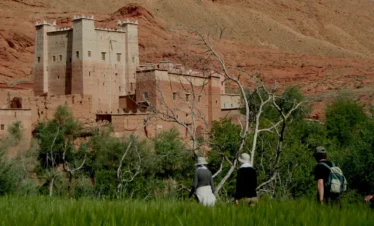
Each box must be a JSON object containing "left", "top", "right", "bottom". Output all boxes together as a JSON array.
[
  {"left": 73, "top": 15, "right": 94, "bottom": 21},
  {"left": 117, "top": 19, "right": 139, "bottom": 26},
  {"left": 35, "top": 20, "right": 56, "bottom": 27},
  {"left": 55, "top": 27, "right": 72, "bottom": 31}
]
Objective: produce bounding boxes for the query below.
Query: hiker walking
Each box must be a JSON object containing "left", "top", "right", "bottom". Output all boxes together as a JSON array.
[
  {"left": 313, "top": 146, "right": 347, "bottom": 205},
  {"left": 235, "top": 153, "right": 258, "bottom": 206},
  {"left": 189, "top": 157, "right": 216, "bottom": 206}
]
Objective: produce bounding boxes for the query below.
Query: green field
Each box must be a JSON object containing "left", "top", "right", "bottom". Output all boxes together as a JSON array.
[{"left": 1, "top": 197, "right": 373, "bottom": 226}]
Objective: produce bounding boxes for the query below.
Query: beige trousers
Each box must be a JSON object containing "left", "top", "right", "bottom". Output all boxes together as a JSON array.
[{"left": 237, "top": 197, "right": 258, "bottom": 207}]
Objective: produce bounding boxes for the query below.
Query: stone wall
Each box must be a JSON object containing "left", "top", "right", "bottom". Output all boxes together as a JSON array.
[
  {"left": 221, "top": 94, "right": 241, "bottom": 109},
  {"left": 0, "top": 89, "right": 94, "bottom": 126},
  {"left": 0, "top": 109, "right": 32, "bottom": 142},
  {"left": 47, "top": 30, "right": 73, "bottom": 95}
]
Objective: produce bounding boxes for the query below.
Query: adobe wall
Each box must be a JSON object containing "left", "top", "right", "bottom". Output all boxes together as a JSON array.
[
  {"left": 110, "top": 113, "right": 199, "bottom": 140},
  {"left": 120, "top": 23, "right": 139, "bottom": 94},
  {"left": 110, "top": 113, "right": 151, "bottom": 139},
  {"left": 47, "top": 30, "right": 73, "bottom": 95},
  {"left": 0, "top": 89, "right": 34, "bottom": 109},
  {"left": 0, "top": 89, "right": 94, "bottom": 126},
  {"left": 136, "top": 70, "right": 160, "bottom": 107},
  {"left": 135, "top": 69, "right": 221, "bottom": 140},
  {"left": 207, "top": 76, "right": 222, "bottom": 124},
  {"left": 34, "top": 18, "right": 140, "bottom": 115},
  {"left": 136, "top": 69, "right": 222, "bottom": 123},
  {"left": 220, "top": 109, "right": 242, "bottom": 121},
  {"left": 79, "top": 27, "right": 126, "bottom": 113},
  {"left": 221, "top": 94, "right": 241, "bottom": 109},
  {"left": 0, "top": 109, "right": 32, "bottom": 142},
  {"left": 34, "top": 23, "right": 57, "bottom": 95},
  {"left": 31, "top": 94, "right": 94, "bottom": 125}
]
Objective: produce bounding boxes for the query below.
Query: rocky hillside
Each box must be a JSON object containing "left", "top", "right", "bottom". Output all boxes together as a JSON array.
[{"left": 1, "top": 0, "right": 374, "bottom": 112}]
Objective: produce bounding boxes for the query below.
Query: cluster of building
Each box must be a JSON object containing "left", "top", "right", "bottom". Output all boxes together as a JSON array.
[{"left": 0, "top": 16, "right": 240, "bottom": 144}]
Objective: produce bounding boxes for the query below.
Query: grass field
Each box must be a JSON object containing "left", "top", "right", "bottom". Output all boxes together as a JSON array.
[{"left": 1, "top": 196, "right": 373, "bottom": 225}]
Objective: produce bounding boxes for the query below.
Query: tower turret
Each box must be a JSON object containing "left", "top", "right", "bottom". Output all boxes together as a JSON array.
[
  {"left": 34, "top": 20, "right": 56, "bottom": 95},
  {"left": 71, "top": 15, "right": 95, "bottom": 94},
  {"left": 118, "top": 19, "right": 139, "bottom": 95}
]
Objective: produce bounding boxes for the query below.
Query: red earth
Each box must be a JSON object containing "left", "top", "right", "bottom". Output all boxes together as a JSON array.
[{"left": 1, "top": 0, "right": 374, "bottom": 118}]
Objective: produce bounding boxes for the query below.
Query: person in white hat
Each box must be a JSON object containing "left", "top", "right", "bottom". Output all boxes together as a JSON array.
[
  {"left": 235, "top": 153, "right": 258, "bottom": 206},
  {"left": 189, "top": 157, "right": 216, "bottom": 206}
]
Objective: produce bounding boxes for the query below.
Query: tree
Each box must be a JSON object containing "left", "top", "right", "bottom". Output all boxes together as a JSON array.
[
  {"left": 325, "top": 92, "right": 367, "bottom": 147},
  {"left": 193, "top": 31, "right": 304, "bottom": 195},
  {"left": 325, "top": 93, "right": 374, "bottom": 195},
  {"left": 0, "top": 121, "right": 36, "bottom": 195},
  {"left": 35, "top": 105, "right": 87, "bottom": 196}
]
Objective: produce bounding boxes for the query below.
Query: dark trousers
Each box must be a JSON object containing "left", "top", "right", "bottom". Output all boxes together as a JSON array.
[{"left": 316, "top": 192, "right": 340, "bottom": 207}]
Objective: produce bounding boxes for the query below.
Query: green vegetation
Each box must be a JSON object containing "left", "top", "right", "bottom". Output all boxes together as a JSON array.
[
  {"left": 1, "top": 196, "right": 373, "bottom": 226},
  {"left": 0, "top": 90, "right": 374, "bottom": 225}
]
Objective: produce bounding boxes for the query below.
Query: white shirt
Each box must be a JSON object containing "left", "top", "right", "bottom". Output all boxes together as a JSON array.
[{"left": 240, "top": 163, "right": 252, "bottom": 168}]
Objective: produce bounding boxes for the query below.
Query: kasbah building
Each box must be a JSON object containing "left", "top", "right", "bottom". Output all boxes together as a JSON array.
[{"left": 0, "top": 16, "right": 240, "bottom": 149}]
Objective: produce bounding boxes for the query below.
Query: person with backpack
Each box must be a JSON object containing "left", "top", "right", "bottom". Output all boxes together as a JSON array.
[
  {"left": 365, "top": 195, "right": 374, "bottom": 208},
  {"left": 313, "top": 146, "right": 347, "bottom": 205}
]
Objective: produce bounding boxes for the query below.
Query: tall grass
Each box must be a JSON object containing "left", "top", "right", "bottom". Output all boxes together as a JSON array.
[{"left": 1, "top": 196, "right": 373, "bottom": 225}]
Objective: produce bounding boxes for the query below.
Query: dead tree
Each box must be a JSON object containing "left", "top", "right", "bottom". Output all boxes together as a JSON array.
[
  {"left": 194, "top": 31, "right": 303, "bottom": 195},
  {"left": 116, "top": 140, "right": 141, "bottom": 199},
  {"left": 47, "top": 126, "right": 59, "bottom": 197},
  {"left": 62, "top": 141, "right": 87, "bottom": 197}
]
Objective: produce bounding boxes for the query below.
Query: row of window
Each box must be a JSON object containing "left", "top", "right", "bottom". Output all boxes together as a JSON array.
[
  {"left": 223, "top": 103, "right": 234, "bottom": 108},
  {"left": 64, "top": 51, "right": 122, "bottom": 62},
  {"left": 143, "top": 92, "right": 202, "bottom": 102},
  {"left": 37, "top": 52, "right": 131, "bottom": 63}
]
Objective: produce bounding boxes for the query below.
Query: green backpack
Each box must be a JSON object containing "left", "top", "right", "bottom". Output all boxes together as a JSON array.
[{"left": 319, "top": 162, "right": 347, "bottom": 194}]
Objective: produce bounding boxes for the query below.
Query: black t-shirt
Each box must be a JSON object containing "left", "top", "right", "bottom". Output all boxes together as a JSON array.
[
  {"left": 314, "top": 160, "right": 339, "bottom": 199},
  {"left": 235, "top": 167, "right": 257, "bottom": 200},
  {"left": 314, "top": 160, "right": 333, "bottom": 183}
]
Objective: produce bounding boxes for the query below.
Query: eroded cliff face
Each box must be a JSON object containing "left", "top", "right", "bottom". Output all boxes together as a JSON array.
[{"left": 1, "top": 0, "right": 374, "bottom": 118}]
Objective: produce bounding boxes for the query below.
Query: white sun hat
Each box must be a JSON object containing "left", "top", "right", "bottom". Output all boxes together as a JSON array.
[
  {"left": 238, "top": 153, "right": 251, "bottom": 164},
  {"left": 195, "top": 157, "right": 208, "bottom": 166}
]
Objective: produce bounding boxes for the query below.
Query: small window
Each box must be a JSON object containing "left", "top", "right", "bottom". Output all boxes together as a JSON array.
[
  {"left": 88, "top": 51, "right": 91, "bottom": 57},
  {"left": 143, "top": 92, "right": 149, "bottom": 100},
  {"left": 231, "top": 104, "right": 233, "bottom": 107},
  {"left": 53, "top": 56, "right": 56, "bottom": 62},
  {"left": 130, "top": 83, "right": 133, "bottom": 90},
  {"left": 37, "top": 57, "right": 40, "bottom": 63},
  {"left": 0, "top": 124, "right": 4, "bottom": 130},
  {"left": 186, "top": 94, "right": 190, "bottom": 101},
  {"left": 173, "top": 92, "right": 177, "bottom": 100},
  {"left": 89, "top": 71, "right": 91, "bottom": 77},
  {"left": 132, "top": 56, "right": 135, "bottom": 63},
  {"left": 101, "top": 52, "right": 106, "bottom": 60},
  {"left": 14, "top": 112, "right": 17, "bottom": 118},
  {"left": 59, "top": 55, "right": 62, "bottom": 61},
  {"left": 224, "top": 103, "right": 226, "bottom": 108},
  {"left": 117, "top": 53, "right": 121, "bottom": 62},
  {"left": 76, "top": 51, "right": 79, "bottom": 58},
  {"left": 198, "top": 95, "right": 201, "bottom": 102}
]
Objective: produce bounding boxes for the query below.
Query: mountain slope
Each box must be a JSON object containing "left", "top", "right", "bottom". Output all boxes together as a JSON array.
[{"left": 1, "top": 0, "right": 374, "bottom": 106}]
